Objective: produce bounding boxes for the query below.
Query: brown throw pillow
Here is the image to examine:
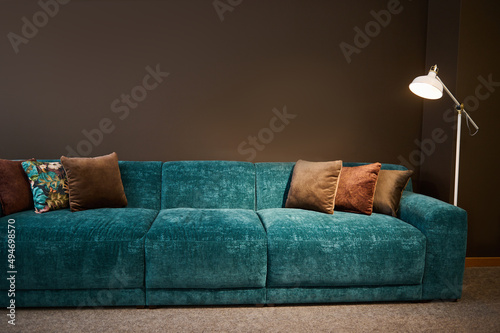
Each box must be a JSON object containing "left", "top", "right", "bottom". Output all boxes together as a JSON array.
[
  {"left": 373, "top": 169, "right": 413, "bottom": 217},
  {"left": 285, "top": 159, "right": 342, "bottom": 214},
  {"left": 60, "top": 152, "right": 127, "bottom": 212},
  {"left": 335, "top": 163, "right": 381, "bottom": 215},
  {"left": 0, "top": 159, "right": 34, "bottom": 216}
]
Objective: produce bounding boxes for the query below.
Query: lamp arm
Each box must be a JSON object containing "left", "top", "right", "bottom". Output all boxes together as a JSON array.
[
  {"left": 436, "top": 76, "right": 479, "bottom": 131},
  {"left": 436, "top": 76, "right": 461, "bottom": 106}
]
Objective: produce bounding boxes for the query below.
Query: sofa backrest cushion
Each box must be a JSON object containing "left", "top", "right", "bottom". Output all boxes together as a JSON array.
[
  {"left": 161, "top": 161, "right": 256, "bottom": 209},
  {"left": 37, "top": 159, "right": 163, "bottom": 210},
  {"left": 118, "top": 161, "right": 163, "bottom": 209},
  {"left": 256, "top": 162, "right": 412, "bottom": 210}
]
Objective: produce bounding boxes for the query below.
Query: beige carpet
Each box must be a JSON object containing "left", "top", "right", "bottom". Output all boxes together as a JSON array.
[{"left": 2, "top": 267, "right": 499, "bottom": 333}]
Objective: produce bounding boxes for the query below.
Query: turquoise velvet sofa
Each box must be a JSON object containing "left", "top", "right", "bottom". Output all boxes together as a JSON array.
[{"left": 0, "top": 160, "right": 467, "bottom": 307}]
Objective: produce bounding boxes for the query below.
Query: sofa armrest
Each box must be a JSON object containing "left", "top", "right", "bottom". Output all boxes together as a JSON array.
[{"left": 398, "top": 191, "right": 467, "bottom": 300}]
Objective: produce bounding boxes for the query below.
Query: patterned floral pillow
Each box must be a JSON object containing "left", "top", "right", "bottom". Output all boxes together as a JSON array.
[{"left": 21, "top": 160, "right": 69, "bottom": 213}]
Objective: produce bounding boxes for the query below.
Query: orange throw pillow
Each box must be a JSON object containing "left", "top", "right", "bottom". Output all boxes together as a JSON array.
[{"left": 335, "top": 163, "right": 381, "bottom": 215}]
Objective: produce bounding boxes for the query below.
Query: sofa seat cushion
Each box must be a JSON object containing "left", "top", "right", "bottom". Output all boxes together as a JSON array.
[
  {"left": 0, "top": 208, "right": 157, "bottom": 290},
  {"left": 145, "top": 208, "right": 267, "bottom": 289},
  {"left": 258, "top": 208, "right": 426, "bottom": 288}
]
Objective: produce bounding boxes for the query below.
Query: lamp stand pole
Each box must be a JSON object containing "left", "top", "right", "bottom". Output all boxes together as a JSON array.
[
  {"left": 454, "top": 107, "right": 462, "bottom": 206},
  {"left": 436, "top": 76, "right": 469, "bottom": 207}
]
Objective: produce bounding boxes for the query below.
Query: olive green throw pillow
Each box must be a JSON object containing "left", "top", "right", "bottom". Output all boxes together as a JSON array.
[
  {"left": 61, "top": 152, "right": 127, "bottom": 212},
  {"left": 285, "top": 159, "right": 342, "bottom": 214},
  {"left": 373, "top": 169, "right": 413, "bottom": 217}
]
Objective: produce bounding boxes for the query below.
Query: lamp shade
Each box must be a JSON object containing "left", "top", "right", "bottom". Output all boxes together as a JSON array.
[{"left": 409, "top": 70, "right": 443, "bottom": 100}]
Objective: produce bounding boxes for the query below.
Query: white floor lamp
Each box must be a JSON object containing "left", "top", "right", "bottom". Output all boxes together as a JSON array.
[{"left": 409, "top": 65, "right": 479, "bottom": 207}]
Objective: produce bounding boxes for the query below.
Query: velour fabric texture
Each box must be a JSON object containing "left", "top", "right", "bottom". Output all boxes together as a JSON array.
[
  {"left": 21, "top": 160, "right": 69, "bottom": 213},
  {"left": 147, "top": 288, "right": 266, "bottom": 306},
  {"left": 399, "top": 192, "right": 467, "bottom": 300},
  {"left": 267, "top": 285, "right": 422, "bottom": 304},
  {"left": 256, "top": 162, "right": 412, "bottom": 210},
  {"left": 255, "top": 162, "right": 295, "bottom": 210},
  {"left": 0, "top": 159, "right": 33, "bottom": 216},
  {"left": 258, "top": 208, "right": 425, "bottom": 288},
  {"left": 61, "top": 152, "right": 127, "bottom": 212},
  {"left": 5, "top": 289, "right": 145, "bottom": 307},
  {"left": 373, "top": 169, "right": 414, "bottom": 217},
  {"left": 146, "top": 208, "right": 267, "bottom": 289},
  {"left": 285, "top": 160, "right": 343, "bottom": 214},
  {"left": 0, "top": 208, "right": 157, "bottom": 291},
  {"left": 161, "top": 161, "right": 255, "bottom": 209},
  {"left": 118, "top": 161, "right": 162, "bottom": 209},
  {"left": 335, "top": 163, "right": 381, "bottom": 215}
]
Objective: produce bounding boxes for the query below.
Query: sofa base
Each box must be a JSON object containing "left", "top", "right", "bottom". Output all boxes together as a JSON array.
[
  {"left": 3, "top": 285, "right": 438, "bottom": 307},
  {"left": 1, "top": 288, "right": 145, "bottom": 307},
  {"left": 146, "top": 288, "right": 266, "bottom": 306},
  {"left": 267, "top": 285, "right": 422, "bottom": 304}
]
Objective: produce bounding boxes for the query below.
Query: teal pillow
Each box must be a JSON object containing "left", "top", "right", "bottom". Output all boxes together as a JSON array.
[{"left": 21, "top": 160, "right": 69, "bottom": 213}]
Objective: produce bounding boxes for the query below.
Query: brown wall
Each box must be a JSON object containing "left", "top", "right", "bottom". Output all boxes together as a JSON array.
[
  {"left": 1, "top": 1, "right": 497, "bottom": 255},
  {"left": 418, "top": 0, "right": 461, "bottom": 202},
  {"left": 456, "top": 0, "right": 500, "bottom": 256},
  {"left": 0, "top": 0, "right": 426, "bottom": 165},
  {"left": 417, "top": 0, "right": 500, "bottom": 256}
]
